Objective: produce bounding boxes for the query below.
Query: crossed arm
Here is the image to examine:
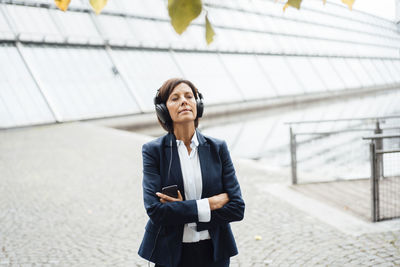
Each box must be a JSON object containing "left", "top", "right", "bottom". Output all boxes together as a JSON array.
[{"left": 142, "top": 141, "right": 245, "bottom": 228}]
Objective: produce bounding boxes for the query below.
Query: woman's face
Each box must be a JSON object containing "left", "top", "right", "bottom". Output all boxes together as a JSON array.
[{"left": 166, "top": 83, "right": 197, "bottom": 125}]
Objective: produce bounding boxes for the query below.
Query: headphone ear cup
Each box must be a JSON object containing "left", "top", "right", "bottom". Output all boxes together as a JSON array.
[
  {"left": 155, "top": 103, "right": 171, "bottom": 124},
  {"left": 196, "top": 93, "right": 204, "bottom": 118}
]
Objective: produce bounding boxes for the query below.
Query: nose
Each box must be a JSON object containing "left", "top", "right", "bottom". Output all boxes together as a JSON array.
[{"left": 179, "top": 96, "right": 189, "bottom": 105}]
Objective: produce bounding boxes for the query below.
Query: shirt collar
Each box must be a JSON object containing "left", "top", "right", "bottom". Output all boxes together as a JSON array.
[{"left": 176, "top": 129, "right": 199, "bottom": 148}]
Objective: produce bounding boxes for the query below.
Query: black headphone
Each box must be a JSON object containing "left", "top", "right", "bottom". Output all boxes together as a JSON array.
[{"left": 153, "top": 87, "right": 204, "bottom": 125}]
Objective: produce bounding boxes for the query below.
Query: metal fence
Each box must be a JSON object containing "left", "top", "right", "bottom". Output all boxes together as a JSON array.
[
  {"left": 364, "top": 134, "right": 400, "bottom": 222},
  {"left": 287, "top": 115, "right": 400, "bottom": 185},
  {"left": 286, "top": 115, "right": 400, "bottom": 222}
]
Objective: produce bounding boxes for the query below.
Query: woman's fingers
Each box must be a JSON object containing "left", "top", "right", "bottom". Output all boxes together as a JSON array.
[
  {"left": 156, "top": 191, "right": 182, "bottom": 203},
  {"left": 221, "top": 193, "right": 229, "bottom": 200},
  {"left": 177, "top": 190, "right": 183, "bottom": 201},
  {"left": 208, "top": 192, "right": 230, "bottom": 210},
  {"left": 217, "top": 193, "right": 229, "bottom": 205},
  {"left": 156, "top": 192, "right": 174, "bottom": 202}
]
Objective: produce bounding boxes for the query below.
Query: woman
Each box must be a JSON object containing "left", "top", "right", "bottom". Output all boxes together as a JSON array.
[{"left": 138, "top": 78, "right": 245, "bottom": 267}]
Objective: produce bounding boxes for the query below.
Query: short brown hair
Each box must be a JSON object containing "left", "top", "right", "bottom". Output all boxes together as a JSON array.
[{"left": 155, "top": 78, "right": 200, "bottom": 133}]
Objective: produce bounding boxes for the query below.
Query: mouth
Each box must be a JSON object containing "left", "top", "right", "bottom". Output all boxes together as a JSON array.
[{"left": 179, "top": 109, "right": 192, "bottom": 114}]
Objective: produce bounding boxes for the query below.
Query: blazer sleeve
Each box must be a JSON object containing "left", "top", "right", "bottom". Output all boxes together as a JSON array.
[
  {"left": 142, "top": 143, "right": 199, "bottom": 226},
  {"left": 196, "top": 140, "right": 245, "bottom": 231}
]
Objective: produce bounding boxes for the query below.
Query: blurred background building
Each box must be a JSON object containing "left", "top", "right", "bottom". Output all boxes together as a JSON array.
[
  {"left": 397, "top": 0, "right": 400, "bottom": 29},
  {"left": 1, "top": 0, "right": 400, "bottom": 184},
  {"left": 2, "top": 4, "right": 400, "bottom": 265}
]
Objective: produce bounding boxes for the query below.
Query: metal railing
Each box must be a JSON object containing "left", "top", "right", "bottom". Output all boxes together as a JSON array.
[
  {"left": 286, "top": 115, "right": 400, "bottom": 185},
  {"left": 363, "top": 133, "right": 400, "bottom": 222}
]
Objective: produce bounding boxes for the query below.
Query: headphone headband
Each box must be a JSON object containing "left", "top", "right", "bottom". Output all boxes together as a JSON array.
[
  {"left": 154, "top": 87, "right": 204, "bottom": 126},
  {"left": 154, "top": 88, "right": 202, "bottom": 104}
]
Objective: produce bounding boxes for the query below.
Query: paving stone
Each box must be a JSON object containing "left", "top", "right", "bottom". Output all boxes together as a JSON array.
[{"left": 0, "top": 123, "right": 399, "bottom": 266}]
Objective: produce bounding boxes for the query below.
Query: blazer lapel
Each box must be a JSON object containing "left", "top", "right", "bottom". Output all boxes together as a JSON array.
[
  {"left": 164, "top": 130, "right": 210, "bottom": 199},
  {"left": 196, "top": 130, "right": 211, "bottom": 198},
  {"left": 164, "top": 133, "right": 185, "bottom": 199}
]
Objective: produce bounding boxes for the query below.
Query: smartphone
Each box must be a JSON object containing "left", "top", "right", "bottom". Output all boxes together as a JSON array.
[{"left": 161, "top": 185, "right": 178, "bottom": 198}]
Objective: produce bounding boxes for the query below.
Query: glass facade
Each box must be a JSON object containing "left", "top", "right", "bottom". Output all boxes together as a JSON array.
[
  {"left": 21, "top": 45, "right": 140, "bottom": 121},
  {"left": 202, "top": 90, "right": 400, "bottom": 181},
  {"left": 111, "top": 49, "right": 183, "bottom": 111},
  {"left": 0, "top": 43, "right": 55, "bottom": 128},
  {"left": 0, "top": 0, "right": 399, "bottom": 129}
]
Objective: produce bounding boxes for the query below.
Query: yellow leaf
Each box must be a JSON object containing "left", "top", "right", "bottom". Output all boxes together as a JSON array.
[
  {"left": 205, "top": 15, "right": 215, "bottom": 45},
  {"left": 168, "top": 0, "right": 202, "bottom": 34},
  {"left": 283, "top": 0, "right": 302, "bottom": 11},
  {"left": 283, "top": 3, "right": 289, "bottom": 11},
  {"left": 341, "top": 0, "right": 355, "bottom": 10},
  {"left": 54, "top": 0, "right": 70, "bottom": 11},
  {"left": 90, "top": 0, "right": 108, "bottom": 15}
]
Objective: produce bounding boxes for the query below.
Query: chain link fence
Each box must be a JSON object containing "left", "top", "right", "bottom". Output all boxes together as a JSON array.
[
  {"left": 366, "top": 134, "right": 400, "bottom": 221},
  {"left": 287, "top": 116, "right": 400, "bottom": 222},
  {"left": 287, "top": 116, "right": 400, "bottom": 184}
]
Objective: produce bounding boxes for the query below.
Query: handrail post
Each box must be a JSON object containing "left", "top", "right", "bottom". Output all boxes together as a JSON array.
[
  {"left": 370, "top": 141, "right": 379, "bottom": 222},
  {"left": 374, "top": 121, "right": 383, "bottom": 178},
  {"left": 290, "top": 126, "right": 297, "bottom": 185}
]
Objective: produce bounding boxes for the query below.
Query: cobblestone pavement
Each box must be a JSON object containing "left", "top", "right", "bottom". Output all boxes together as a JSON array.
[{"left": 0, "top": 122, "right": 399, "bottom": 266}]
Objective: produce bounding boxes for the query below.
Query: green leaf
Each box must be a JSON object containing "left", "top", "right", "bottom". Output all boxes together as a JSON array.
[
  {"left": 168, "top": 0, "right": 202, "bottom": 34},
  {"left": 54, "top": 0, "right": 71, "bottom": 11},
  {"left": 283, "top": 0, "right": 302, "bottom": 11},
  {"left": 90, "top": 0, "right": 108, "bottom": 15},
  {"left": 205, "top": 14, "right": 215, "bottom": 45}
]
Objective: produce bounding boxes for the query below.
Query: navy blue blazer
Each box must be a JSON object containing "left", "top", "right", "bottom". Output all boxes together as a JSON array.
[{"left": 138, "top": 129, "right": 245, "bottom": 267}]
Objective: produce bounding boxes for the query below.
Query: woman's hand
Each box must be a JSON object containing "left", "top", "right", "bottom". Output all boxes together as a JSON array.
[
  {"left": 156, "top": 190, "right": 183, "bottom": 203},
  {"left": 208, "top": 193, "right": 229, "bottom": 211}
]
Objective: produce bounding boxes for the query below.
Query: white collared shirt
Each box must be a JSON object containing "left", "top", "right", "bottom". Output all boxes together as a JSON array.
[{"left": 176, "top": 130, "right": 211, "bottom": 243}]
